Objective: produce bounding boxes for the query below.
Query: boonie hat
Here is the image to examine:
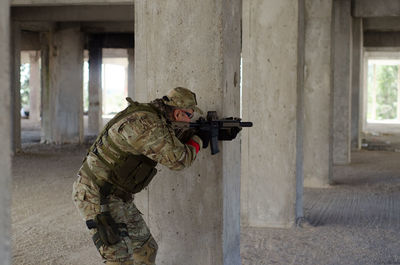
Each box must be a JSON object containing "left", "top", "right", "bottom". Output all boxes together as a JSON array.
[{"left": 162, "top": 87, "right": 203, "bottom": 114}]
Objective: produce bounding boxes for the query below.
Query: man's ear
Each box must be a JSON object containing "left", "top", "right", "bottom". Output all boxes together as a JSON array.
[{"left": 172, "top": 109, "right": 180, "bottom": 121}]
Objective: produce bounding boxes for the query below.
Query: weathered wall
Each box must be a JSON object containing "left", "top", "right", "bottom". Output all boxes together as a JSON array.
[
  {"left": 303, "top": 0, "right": 332, "bottom": 187},
  {"left": 1, "top": 0, "right": 12, "bottom": 264},
  {"left": 241, "top": 0, "right": 300, "bottom": 227},
  {"left": 134, "top": 1, "right": 241, "bottom": 264},
  {"left": 353, "top": 0, "right": 400, "bottom": 17}
]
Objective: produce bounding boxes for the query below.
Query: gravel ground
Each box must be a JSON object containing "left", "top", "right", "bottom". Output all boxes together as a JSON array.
[{"left": 11, "top": 137, "right": 400, "bottom": 264}]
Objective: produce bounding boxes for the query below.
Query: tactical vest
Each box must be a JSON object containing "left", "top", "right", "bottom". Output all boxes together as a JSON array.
[{"left": 82, "top": 98, "right": 159, "bottom": 200}]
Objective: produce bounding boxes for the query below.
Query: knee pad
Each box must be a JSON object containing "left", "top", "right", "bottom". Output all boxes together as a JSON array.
[{"left": 132, "top": 236, "right": 158, "bottom": 265}]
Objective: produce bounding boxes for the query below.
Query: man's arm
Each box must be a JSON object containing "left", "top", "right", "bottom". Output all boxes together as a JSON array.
[{"left": 115, "top": 112, "right": 202, "bottom": 170}]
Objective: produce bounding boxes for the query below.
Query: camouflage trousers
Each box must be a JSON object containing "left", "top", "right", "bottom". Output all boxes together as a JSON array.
[{"left": 72, "top": 172, "right": 158, "bottom": 265}]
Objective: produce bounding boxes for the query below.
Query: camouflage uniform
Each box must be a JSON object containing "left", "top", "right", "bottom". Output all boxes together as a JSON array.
[{"left": 72, "top": 87, "right": 203, "bottom": 265}]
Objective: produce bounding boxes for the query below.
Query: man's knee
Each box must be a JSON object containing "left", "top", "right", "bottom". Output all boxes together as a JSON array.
[{"left": 132, "top": 236, "right": 158, "bottom": 265}]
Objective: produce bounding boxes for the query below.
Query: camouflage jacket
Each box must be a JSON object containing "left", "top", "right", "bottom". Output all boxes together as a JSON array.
[{"left": 80, "top": 103, "right": 202, "bottom": 185}]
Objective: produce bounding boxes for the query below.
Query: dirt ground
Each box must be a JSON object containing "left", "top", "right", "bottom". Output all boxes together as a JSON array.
[{"left": 11, "top": 123, "right": 400, "bottom": 265}]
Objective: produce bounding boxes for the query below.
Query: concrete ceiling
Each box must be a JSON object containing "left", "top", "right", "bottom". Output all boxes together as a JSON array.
[{"left": 11, "top": 0, "right": 133, "bottom": 6}]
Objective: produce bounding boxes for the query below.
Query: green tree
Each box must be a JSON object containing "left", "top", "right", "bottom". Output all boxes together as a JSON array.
[
  {"left": 376, "top": 65, "right": 398, "bottom": 120},
  {"left": 20, "top": 64, "right": 30, "bottom": 108}
]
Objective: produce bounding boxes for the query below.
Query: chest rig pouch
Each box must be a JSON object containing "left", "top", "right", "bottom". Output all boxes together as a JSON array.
[{"left": 82, "top": 98, "right": 159, "bottom": 197}]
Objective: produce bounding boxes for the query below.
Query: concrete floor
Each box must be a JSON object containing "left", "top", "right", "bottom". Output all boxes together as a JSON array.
[
  {"left": 242, "top": 151, "right": 400, "bottom": 265},
  {"left": 12, "top": 122, "right": 400, "bottom": 264}
]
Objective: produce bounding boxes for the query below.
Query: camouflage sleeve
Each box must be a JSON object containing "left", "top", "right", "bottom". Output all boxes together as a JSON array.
[{"left": 116, "top": 112, "right": 202, "bottom": 171}]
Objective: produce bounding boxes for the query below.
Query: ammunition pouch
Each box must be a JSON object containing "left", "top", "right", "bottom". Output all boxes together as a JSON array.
[
  {"left": 81, "top": 99, "right": 159, "bottom": 197},
  {"left": 87, "top": 212, "right": 129, "bottom": 248}
]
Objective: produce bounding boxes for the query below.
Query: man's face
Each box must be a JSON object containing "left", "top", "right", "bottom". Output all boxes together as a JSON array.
[{"left": 173, "top": 108, "right": 194, "bottom": 122}]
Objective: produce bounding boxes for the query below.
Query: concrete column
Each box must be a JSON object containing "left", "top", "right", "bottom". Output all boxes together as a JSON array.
[
  {"left": 303, "top": 0, "right": 333, "bottom": 187},
  {"left": 29, "top": 51, "right": 41, "bottom": 123},
  {"left": 1, "top": 1, "right": 12, "bottom": 264},
  {"left": 42, "top": 25, "right": 84, "bottom": 144},
  {"left": 40, "top": 32, "right": 52, "bottom": 143},
  {"left": 331, "top": 0, "right": 352, "bottom": 166},
  {"left": 127, "top": 48, "right": 134, "bottom": 98},
  {"left": 351, "top": 18, "right": 363, "bottom": 150},
  {"left": 10, "top": 21, "right": 21, "bottom": 153},
  {"left": 241, "top": 0, "right": 304, "bottom": 227},
  {"left": 88, "top": 36, "right": 102, "bottom": 134},
  {"left": 134, "top": 1, "right": 241, "bottom": 264}
]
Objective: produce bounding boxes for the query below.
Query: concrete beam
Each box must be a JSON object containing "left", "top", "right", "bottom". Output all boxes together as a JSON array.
[
  {"left": 303, "top": 0, "right": 332, "bottom": 187},
  {"left": 353, "top": 0, "right": 400, "bottom": 18},
  {"left": 241, "top": 0, "right": 303, "bottom": 227},
  {"left": 363, "top": 18, "right": 400, "bottom": 32},
  {"left": 351, "top": 18, "right": 363, "bottom": 150},
  {"left": 331, "top": 0, "right": 352, "bottom": 166},
  {"left": 21, "top": 31, "right": 40, "bottom": 50},
  {"left": 11, "top": 5, "right": 134, "bottom": 22},
  {"left": 20, "top": 22, "right": 55, "bottom": 32},
  {"left": 84, "top": 34, "right": 134, "bottom": 49},
  {"left": 88, "top": 35, "right": 102, "bottom": 134},
  {"left": 10, "top": 21, "right": 21, "bottom": 154},
  {"left": 81, "top": 22, "right": 134, "bottom": 33},
  {"left": 134, "top": 1, "right": 242, "bottom": 264},
  {"left": 0, "top": 1, "right": 12, "bottom": 265},
  {"left": 364, "top": 31, "right": 400, "bottom": 47}
]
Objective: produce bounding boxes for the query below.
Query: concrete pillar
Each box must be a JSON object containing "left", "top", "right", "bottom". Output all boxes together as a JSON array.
[
  {"left": 351, "top": 18, "right": 363, "bottom": 150},
  {"left": 41, "top": 25, "right": 84, "bottom": 144},
  {"left": 88, "top": 36, "right": 102, "bottom": 134},
  {"left": 1, "top": 1, "right": 12, "bottom": 264},
  {"left": 303, "top": 0, "right": 333, "bottom": 187},
  {"left": 134, "top": 1, "right": 241, "bottom": 264},
  {"left": 127, "top": 48, "right": 134, "bottom": 98},
  {"left": 10, "top": 21, "right": 21, "bottom": 153},
  {"left": 241, "top": 0, "right": 304, "bottom": 227},
  {"left": 40, "top": 32, "right": 52, "bottom": 143},
  {"left": 29, "top": 51, "right": 41, "bottom": 123},
  {"left": 331, "top": 0, "right": 352, "bottom": 166}
]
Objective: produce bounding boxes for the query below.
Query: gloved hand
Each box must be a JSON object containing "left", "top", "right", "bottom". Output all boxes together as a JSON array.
[
  {"left": 196, "top": 129, "right": 211, "bottom": 148},
  {"left": 218, "top": 127, "right": 241, "bottom": 141}
]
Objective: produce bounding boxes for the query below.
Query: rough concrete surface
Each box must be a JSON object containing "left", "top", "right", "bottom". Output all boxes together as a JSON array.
[
  {"left": 331, "top": 0, "right": 352, "bottom": 165},
  {"left": 241, "top": 0, "right": 299, "bottom": 228},
  {"left": 303, "top": 0, "right": 332, "bottom": 188},
  {"left": 134, "top": 1, "right": 241, "bottom": 264},
  {"left": 12, "top": 122, "right": 400, "bottom": 265}
]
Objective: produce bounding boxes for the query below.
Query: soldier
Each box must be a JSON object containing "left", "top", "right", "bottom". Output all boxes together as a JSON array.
[{"left": 72, "top": 87, "right": 207, "bottom": 265}]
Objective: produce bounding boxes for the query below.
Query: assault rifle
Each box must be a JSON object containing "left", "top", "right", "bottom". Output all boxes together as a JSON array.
[{"left": 172, "top": 111, "right": 253, "bottom": 155}]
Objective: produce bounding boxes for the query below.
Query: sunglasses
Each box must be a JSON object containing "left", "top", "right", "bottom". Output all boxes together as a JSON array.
[{"left": 182, "top": 110, "right": 194, "bottom": 119}]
